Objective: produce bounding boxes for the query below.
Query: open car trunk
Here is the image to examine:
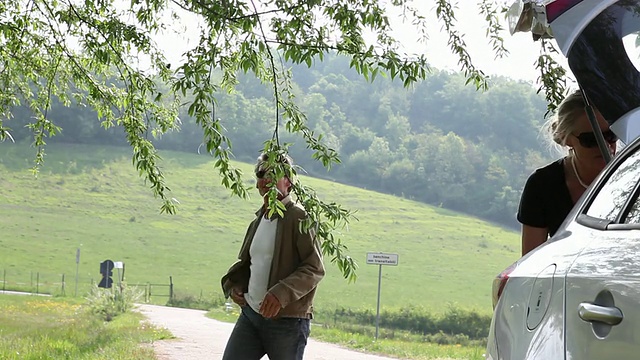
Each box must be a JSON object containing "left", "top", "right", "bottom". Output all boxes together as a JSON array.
[{"left": 510, "top": 0, "right": 640, "bottom": 145}]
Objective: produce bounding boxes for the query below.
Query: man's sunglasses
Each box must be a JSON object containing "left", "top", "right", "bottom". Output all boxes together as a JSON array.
[
  {"left": 255, "top": 169, "right": 271, "bottom": 179},
  {"left": 574, "top": 129, "right": 617, "bottom": 148},
  {"left": 256, "top": 169, "right": 292, "bottom": 180}
]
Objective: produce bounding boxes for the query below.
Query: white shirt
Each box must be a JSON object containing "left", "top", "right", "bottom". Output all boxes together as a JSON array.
[{"left": 245, "top": 216, "right": 278, "bottom": 313}]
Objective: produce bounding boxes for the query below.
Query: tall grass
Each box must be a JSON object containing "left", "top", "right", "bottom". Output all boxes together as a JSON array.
[
  {"left": 310, "top": 326, "right": 486, "bottom": 360},
  {"left": 315, "top": 305, "right": 491, "bottom": 340}
]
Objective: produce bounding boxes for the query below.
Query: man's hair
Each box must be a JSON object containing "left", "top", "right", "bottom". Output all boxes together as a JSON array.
[
  {"left": 254, "top": 152, "right": 295, "bottom": 192},
  {"left": 254, "top": 152, "right": 294, "bottom": 173}
]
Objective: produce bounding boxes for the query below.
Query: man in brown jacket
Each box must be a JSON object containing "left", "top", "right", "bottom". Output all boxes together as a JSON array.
[{"left": 221, "top": 153, "right": 325, "bottom": 360}]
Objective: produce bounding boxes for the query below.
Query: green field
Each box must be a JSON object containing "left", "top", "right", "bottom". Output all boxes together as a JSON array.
[{"left": 0, "top": 142, "right": 520, "bottom": 316}]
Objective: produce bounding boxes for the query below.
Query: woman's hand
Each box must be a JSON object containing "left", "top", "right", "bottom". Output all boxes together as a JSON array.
[{"left": 522, "top": 225, "right": 548, "bottom": 256}]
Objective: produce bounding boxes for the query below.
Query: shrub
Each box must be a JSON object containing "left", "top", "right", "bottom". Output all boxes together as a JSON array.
[
  {"left": 85, "top": 284, "right": 143, "bottom": 321},
  {"left": 167, "top": 292, "right": 226, "bottom": 311},
  {"left": 320, "top": 304, "right": 491, "bottom": 341}
]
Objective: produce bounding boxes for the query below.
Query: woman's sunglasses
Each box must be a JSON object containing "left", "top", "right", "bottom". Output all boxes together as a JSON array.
[{"left": 574, "top": 129, "right": 618, "bottom": 148}]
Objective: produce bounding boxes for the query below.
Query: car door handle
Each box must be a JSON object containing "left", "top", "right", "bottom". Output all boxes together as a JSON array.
[{"left": 578, "top": 302, "right": 623, "bottom": 326}]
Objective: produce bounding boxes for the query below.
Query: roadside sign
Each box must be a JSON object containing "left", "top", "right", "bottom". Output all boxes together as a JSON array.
[
  {"left": 366, "top": 252, "right": 399, "bottom": 266},
  {"left": 366, "top": 251, "right": 399, "bottom": 341}
]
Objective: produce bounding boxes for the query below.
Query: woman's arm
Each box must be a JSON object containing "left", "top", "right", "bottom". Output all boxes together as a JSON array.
[{"left": 521, "top": 224, "right": 549, "bottom": 256}]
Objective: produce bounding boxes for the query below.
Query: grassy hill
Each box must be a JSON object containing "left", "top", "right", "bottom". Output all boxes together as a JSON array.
[{"left": 0, "top": 142, "right": 520, "bottom": 315}]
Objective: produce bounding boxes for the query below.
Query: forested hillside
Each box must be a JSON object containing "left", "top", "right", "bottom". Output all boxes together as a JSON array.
[{"left": 6, "top": 54, "right": 555, "bottom": 228}]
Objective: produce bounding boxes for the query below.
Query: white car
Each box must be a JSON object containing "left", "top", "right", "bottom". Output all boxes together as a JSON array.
[{"left": 487, "top": 1, "right": 640, "bottom": 359}]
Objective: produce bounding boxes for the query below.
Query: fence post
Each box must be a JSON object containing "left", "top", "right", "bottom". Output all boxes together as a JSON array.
[
  {"left": 61, "top": 274, "right": 65, "bottom": 296},
  {"left": 36, "top": 272, "right": 40, "bottom": 295},
  {"left": 169, "top": 276, "right": 174, "bottom": 302}
]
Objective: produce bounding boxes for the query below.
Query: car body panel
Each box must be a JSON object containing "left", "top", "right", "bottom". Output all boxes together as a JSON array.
[
  {"left": 565, "top": 230, "right": 640, "bottom": 359},
  {"left": 549, "top": 0, "right": 617, "bottom": 56},
  {"left": 486, "top": 234, "right": 590, "bottom": 360},
  {"left": 612, "top": 109, "right": 640, "bottom": 145},
  {"left": 563, "top": 146, "right": 640, "bottom": 359}
]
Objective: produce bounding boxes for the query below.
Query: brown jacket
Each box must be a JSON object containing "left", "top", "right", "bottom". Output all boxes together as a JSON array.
[{"left": 221, "top": 200, "right": 325, "bottom": 319}]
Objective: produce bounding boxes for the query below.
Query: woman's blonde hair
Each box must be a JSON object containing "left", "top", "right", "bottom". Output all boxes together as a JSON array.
[{"left": 543, "top": 89, "right": 587, "bottom": 148}]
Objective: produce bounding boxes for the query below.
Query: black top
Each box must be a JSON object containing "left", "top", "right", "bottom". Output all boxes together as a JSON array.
[{"left": 517, "top": 159, "right": 574, "bottom": 237}]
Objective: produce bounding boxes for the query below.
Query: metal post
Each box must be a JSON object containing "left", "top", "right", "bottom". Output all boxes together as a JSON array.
[
  {"left": 581, "top": 89, "right": 613, "bottom": 164},
  {"left": 169, "top": 276, "right": 174, "bottom": 302},
  {"left": 75, "top": 248, "right": 80, "bottom": 297},
  {"left": 116, "top": 268, "right": 122, "bottom": 293},
  {"left": 74, "top": 264, "right": 79, "bottom": 296},
  {"left": 375, "top": 264, "right": 382, "bottom": 340}
]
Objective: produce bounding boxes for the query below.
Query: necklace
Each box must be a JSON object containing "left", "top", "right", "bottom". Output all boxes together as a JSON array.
[{"left": 571, "top": 156, "right": 589, "bottom": 189}]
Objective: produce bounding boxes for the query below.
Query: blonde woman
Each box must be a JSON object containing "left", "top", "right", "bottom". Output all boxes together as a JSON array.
[{"left": 517, "top": 90, "right": 617, "bottom": 256}]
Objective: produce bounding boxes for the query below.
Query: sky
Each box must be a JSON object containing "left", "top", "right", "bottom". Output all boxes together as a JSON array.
[
  {"left": 153, "top": 1, "right": 572, "bottom": 85},
  {"left": 402, "top": 1, "right": 556, "bottom": 83}
]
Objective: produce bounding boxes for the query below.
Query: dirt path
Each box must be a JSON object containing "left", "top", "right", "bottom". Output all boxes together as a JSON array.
[{"left": 137, "top": 304, "right": 400, "bottom": 360}]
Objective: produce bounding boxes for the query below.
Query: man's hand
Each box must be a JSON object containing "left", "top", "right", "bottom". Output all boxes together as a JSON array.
[
  {"left": 230, "top": 287, "right": 246, "bottom": 306},
  {"left": 259, "top": 292, "right": 281, "bottom": 318}
]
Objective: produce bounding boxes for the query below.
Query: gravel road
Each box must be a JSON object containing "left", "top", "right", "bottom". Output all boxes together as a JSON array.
[{"left": 137, "top": 304, "right": 399, "bottom": 360}]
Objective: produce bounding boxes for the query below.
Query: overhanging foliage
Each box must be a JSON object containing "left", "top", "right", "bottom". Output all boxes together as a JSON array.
[{"left": 0, "top": 0, "right": 568, "bottom": 280}]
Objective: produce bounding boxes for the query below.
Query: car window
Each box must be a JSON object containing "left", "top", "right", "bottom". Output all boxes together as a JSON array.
[
  {"left": 623, "top": 165, "right": 640, "bottom": 224},
  {"left": 625, "top": 198, "right": 640, "bottom": 223},
  {"left": 586, "top": 149, "right": 640, "bottom": 221}
]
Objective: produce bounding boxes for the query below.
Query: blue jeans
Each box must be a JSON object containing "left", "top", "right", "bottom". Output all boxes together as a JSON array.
[{"left": 222, "top": 306, "right": 310, "bottom": 360}]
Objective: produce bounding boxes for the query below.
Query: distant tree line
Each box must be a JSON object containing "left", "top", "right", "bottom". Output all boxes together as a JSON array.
[{"left": 6, "top": 54, "right": 555, "bottom": 229}]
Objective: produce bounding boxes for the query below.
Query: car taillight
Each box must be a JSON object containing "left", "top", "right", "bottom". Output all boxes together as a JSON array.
[
  {"left": 492, "top": 262, "right": 518, "bottom": 309},
  {"left": 546, "top": 0, "right": 583, "bottom": 23}
]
